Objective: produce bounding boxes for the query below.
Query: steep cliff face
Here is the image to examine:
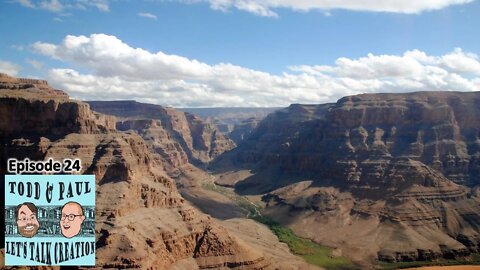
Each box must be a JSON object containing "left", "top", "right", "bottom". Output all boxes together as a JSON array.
[
  {"left": 11, "top": 133, "right": 269, "bottom": 269},
  {"left": 179, "top": 107, "right": 280, "bottom": 143},
  {"left": 0, "top": 73, "right": 114, "bottom": 138},
  {"left": 231, "top": 92, "right": 480, "bottom": 189},
  {"left": 218, "top": 91, "right": 480, "bottom": 263},
  {"left": 222, "top": 103, "right": 332, "bottom": 168},
  {"left": 295, "top": 92, "right": 480, "bottom": 187},
  {"left": 229, "top": 117, "right": 260, "bottom": 144},
  {"left": 87, "top": 101, "right": 235, "bottom": 168},
  {"left": 0, "top": 76, "right": 270, "bottom": 269},
  {"left": 116, "top": 119, "right": 190, "bottom": 171}
]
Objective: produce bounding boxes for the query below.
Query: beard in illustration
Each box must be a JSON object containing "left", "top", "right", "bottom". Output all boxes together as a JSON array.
[
  {"left": 18, "top": 222, "right": 40, "bottom": 238},
  {"left": 16, "top": 203, "right": 40, "bottom": 238}
]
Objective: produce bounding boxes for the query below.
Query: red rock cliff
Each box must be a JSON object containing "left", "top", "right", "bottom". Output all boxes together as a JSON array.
[{"left": 0, "top": 76, "right": 270, "bottom": 269}]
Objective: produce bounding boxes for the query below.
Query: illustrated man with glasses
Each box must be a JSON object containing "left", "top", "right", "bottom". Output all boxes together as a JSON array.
[
  {"left": 16, "top": 202, "right": 40, "bottom": 238},
  {"left": 60, "top": 201, "right": 85, "bottom": 238}
]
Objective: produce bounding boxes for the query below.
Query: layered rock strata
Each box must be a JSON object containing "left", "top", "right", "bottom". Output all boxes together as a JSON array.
[
  {"left": 218, "top": 92, "right": 480, "bottom": 263},
  {"left": 88, "top": 101, "right": 235, "bottom": 169},
  {"left": 0, "top": 74, "right": 270, "bottom": 269}
]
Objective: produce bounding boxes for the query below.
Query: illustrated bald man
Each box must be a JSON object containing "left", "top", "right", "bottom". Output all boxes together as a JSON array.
[
  {"left": 16, "top": 202, "right": 40, "bottom": 238},
  {"left": 60, "top": 201, "right": 85, "bottom": 238}
]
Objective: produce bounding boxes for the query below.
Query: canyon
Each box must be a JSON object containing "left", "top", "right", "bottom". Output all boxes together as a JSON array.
[
  {"left": 2, "top": 72, "right": 480, "bottom": 269},
  {"left": 179, "top": 107, "right": 279, "bottom": 144},
  {"left": 0, "top": 73, "right": 315, "bottom": 270},
  {"left": 214, "top": 92, "right": 480, "bottom": 265},
  {"left": 87, "top": 100, "right": 236, "bottom": 169}
]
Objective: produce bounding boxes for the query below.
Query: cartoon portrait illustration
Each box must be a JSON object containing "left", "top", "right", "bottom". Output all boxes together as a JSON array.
[
  {"left": 60, "top": 201, "right": 85, "bottom": 238},
  {"left": 16, "top": 202, "right": 40, "bottom": 238}
]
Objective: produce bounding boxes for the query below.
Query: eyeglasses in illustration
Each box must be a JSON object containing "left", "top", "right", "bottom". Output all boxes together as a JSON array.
[
  {"left": 60, "top": 201, "right": 85, "bottom": 238},
  {"left": 16, "top": 202, "right": 40, "bottom": 238}
]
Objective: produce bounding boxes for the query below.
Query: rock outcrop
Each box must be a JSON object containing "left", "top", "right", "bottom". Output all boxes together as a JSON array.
[
  {"left": 216, "top": 91, "right": 480, "bottom": 264},
  {"left": 116, "top": 119, "right": 190, "bottom": 171},
  {"left": 0, "top": 73, "right": 115, "bottom": 139},
  {"left": 232, "top": 93, "right": 480, "bottom": 188},
  {"left": 87, "top": 101, "right": 235, "bottom": 169},
  {"left": 0, "top": 73, "right": 68, "bottom": 97},
  {"left": 0, "top": 74, "right": 270, "bottom": 269}
]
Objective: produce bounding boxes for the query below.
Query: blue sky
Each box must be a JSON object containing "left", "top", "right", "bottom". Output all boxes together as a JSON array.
[{"left": 0, "top": 0, "right": 479, "bottom": 107}]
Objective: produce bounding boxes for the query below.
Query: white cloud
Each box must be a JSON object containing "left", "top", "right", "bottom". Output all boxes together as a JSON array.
[
  {"left": 32, "top": 34, "right": 480, "bottom": 107},
  {"left": 325, "top": 52, "right": 427, "bottom": 79},
  {"left": 230, "top": 1, "right": 278, "bottom": 17},
  {"left": 185, "top": 0, "right": 474, "bottom": 17},
  {"left": 33, "top": 34, "right": 212, "bottom": 80},
  {"left": 138, "top": 12, "right": 157, "bottom": 20},
  {"left": 77, "top": 0, "right": 110, "bottom": 11},
  {"left": 32, "top": 42, "right": 57, "bottom": 57},
  {"left": 10, "top": 44, "right": 25, "bottom": 51},
  {"left": 13, "top": 0, "right": 110, "bottom": 12},
  {"left": 0, "top": 60, "right": 21, "bottom": 76},
  {"left": 16, "top": 0, "right": 35, "bottom": 8},
  {"left": 40, "top": 0, "right": 64, "bottom": 12},
  {"left": 13, "top": 0, "right": 473, "bottom": 16},
  {"left": 440, "top": 48, "right": 480, "bottom": 74},
  {"left": 26, "top": 59, "right": 44, "bottom": 70}
]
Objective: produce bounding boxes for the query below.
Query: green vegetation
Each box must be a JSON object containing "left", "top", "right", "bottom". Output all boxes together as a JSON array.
[
  {"left": 202, "top": 180, "right": 357, "bottom": 269},
  {"left": 202, "top": 181, "right": 260, "bottom": 217},
  {"left": 253, "top": 215, "right": 357, "bottom": 270},
  {"left": 204, "top": 180, "right": 480, "bottom": 270}
]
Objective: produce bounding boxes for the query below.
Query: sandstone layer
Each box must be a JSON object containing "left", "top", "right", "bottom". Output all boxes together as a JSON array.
[{"left": 87, "top": 101, "right": 235, "bottom": 169}]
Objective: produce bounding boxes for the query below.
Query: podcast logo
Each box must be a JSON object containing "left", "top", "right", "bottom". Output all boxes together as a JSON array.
[{"left": 4, "top": 174, "right": 96, "bottom": 266}]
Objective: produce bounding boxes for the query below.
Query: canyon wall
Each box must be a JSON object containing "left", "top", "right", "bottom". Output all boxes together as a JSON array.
[
  {"left": 219, "top": 91, "right": 480, "bottom": 263},
  {"left": 88, "top": 101, "right": 235, "bottom": 170},
  {"left": 0, "top": 73, "right": 271, "bottom": 269}
]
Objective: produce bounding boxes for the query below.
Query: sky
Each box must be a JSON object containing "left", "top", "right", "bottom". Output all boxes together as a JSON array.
[{"left": 0, "top": 0, "right": 479, "bottom": 107}]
